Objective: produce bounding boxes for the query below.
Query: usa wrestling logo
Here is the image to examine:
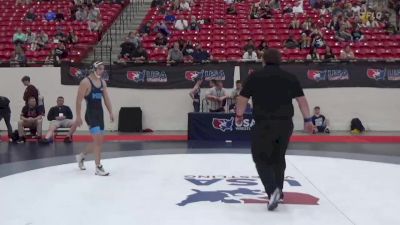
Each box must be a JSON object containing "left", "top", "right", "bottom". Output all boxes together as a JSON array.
[
  {"left": 212, "top": 118, "right": 234, "bottom": 132},
  {"left": 184, "top": 70, "right": 226, "bottom": 81},
  {"left": 307, "top": 69, "right": 349, "bottom": 81},
  {"left": 127, "top": 71, "right": 145, "bottom": 83},
  {"left": 127, "top": 70, "right": 167, "bottom": 83},
  {"left": 367, "top": 68, "right": 400, "bottom": 81},
  {"left": 177, "top": 175, "right": 320, "bottom": 206}
]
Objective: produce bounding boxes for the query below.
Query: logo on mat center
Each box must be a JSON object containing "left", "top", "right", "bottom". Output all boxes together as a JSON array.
[{"left": 177, "top": 175, "right": 319, "bottom": 206}]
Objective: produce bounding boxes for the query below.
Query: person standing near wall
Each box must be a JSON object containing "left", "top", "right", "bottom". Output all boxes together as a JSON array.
[
  {"left": 189, "top": 79, "right": 203, "bottom": 112},
  {"left": 235, "top": 49, "right": 313, "bottom": 211}
]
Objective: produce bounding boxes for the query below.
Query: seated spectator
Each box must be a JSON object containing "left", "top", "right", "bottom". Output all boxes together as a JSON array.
[
  {"left": 66, "top": 31, "right": 79, "bottom": 44},
  {"left": 40, "top": 96, "right": 76, "bottom": 144},
  {"left": 341, "top": 18, "right": 353, "bottom": 30},
  {"left": 34, "top": 30, "right": 49, "bottom": 50},
  {"left": 11, "top": 45, "right": 27, "bottom": 66},
  {"left": 189, "top": 16, "right": 200, "bottom": 31},
  {"left": 257, "top": 40, "right": 269, "bottom": 57},
  {"left": 283, "top": 3, "right": 293, "bottom": 14},
  {"left": 16, "top": 0, "right": 31, "bottom": 6},
  {"left": 179, "top": 0, "right": 191, "bottom": 11},
  {"left": 322, "top": 45, "right": 336, "bottom": 60},
  {"left": 311, "top": 32, "right": 325, "bottom": 48},
  {"left": 250, "top": 4, "right": 260, "bottom": 19},
  {"left": 45, "top": 10, "right": 57, "bottom": 22},
  {"left": 175, "top": 16, "right": 188, "bottom": 31},
  {"left": 243, "top": 39, "right": 256, "bottom": 52},
  {"left": 364, "top": 16, "right": 380, "bottom": 28},
  {"left": 55, "top": 9, "right": 65, "bottom": 22},
  {"left": 167, "top": 42, "right": 184, "bottom": 63},
  {"left": 269, "top": 0, "right": 280, "bottom": 9},
  {"left": 127, "top": 31, "right": 141, "bottom": 48},
  {"left": 164, "top": 11, "right": 176, "bottom": 25},
  {"left": 311, "top": 106, "right": 330, "bottom": 134},
  {"left": 227, "top": 4, "right": 237, "bottom": 15},
  {"left": 284, "top": 34, "right": 299, "bottom": 48},
  {"left": 302, "top": 17, "right": 313, "bottom": 34},
  {"left": 335, "top": 26, "right": 353, "bottom": 42},
  {"left": 340, "top": 45, "right": 355, "bottom": 60},
  {"left": 352, "top": 2, "right": 362, "bottom": 16},
  {"left": 44, "top": 49, "right": 60, "bottom": 66},
  {"left": 328, "top": 16, "right": 341, "bottom": 31},
  {"left": 119, "top": 38, "right": 136, "bottom": 61},
  {"left": 17, "top": 97, "right": 43, "bottom": 143},
  {"left": 290, "top": 14, "right": 300, "bottom": 29},
  {"left": 25, "top": 8, "right": 37, "bottom": 21},
  {"left": 55, "top": 43, "right": 68, "bottom": 59},
  {"left": 54, "top": 27, "right": 67, "bottom": 43},
  {"left": 190, "top": 44, "right": 211, "bottom": 62},
  {"left": 88, "top": 17, "right": 103, "bottom": 32},
  {"left": 87, "top": 4, "right": 101, "bottom": 21},
  {"left": 292, "top": 0, "right": 304, "bottom": 13},
  {"left": 258, "top": 4, "right": 273, "bottom": 19},
  {"left": 306, "top": 47, "right": 320, "bottom": 60},
  {"left": 183, "top": 40, "right": 195, "bottom": 55},
  {"left": 242, "top": 49, "right": 258, "bottom": 61},
  {"left": 206, "top": 80, "right": 228, "bottom": 113},
  {"left": 299, "top": 33, "right": 311, "bottom": 49},
  {"left": 352, "top": 27, "right": 364, "bottom": 41},
  {"left": 75, "top": 6, "right": 88, "bottom": 21},
  {"left": 320, "top": 4, "right": 328, "bottom": 15},
  {"left": 26, "top": 28, "right": 36, "bottom": 49},
  {"left": 140, "top": 21, "right": 152, "bottom": 36},
  {"left": 154, "top": 32, "right": 168, "bottom": 47},
  {"left": 155, "top": 21, "right": 171, "bottom": 36},
  {"left": 13, "top": 28, "right": 27, "bottom": 46},
  {"left": 317, "top": 15, "right": 327, "bottom": 28},
  {"left": 131, "top": 43, "right": 148, "bottom": 62}
]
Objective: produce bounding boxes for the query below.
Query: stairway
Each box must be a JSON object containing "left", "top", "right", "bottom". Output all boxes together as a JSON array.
[{"left": 83, "top": 0, "right": 152, "bottom": 64}]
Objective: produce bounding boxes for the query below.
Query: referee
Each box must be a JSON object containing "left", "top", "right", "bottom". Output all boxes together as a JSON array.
[{"left": 235, "top": 49, "right": 313, "bottom": 211}]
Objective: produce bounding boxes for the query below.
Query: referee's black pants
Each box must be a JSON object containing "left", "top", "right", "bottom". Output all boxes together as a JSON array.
[{"left": 251, "top": 119, "right": 293, "bottom": 197}]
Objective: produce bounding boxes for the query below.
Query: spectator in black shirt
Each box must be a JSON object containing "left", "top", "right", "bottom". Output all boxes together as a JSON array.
[
  {"left": 55, "top": 9, "right": 65, "bottom": 22},
  {"left": 235, "top": 49, "right": 313, "bottom": 211},
  {"left": 41, "top": 96, "right": 76, "bottom": 144},
  {"left": 22, "top": 75, "right": 39, "bottom": 105},
  {"left": 190, "top": 44, "right": 211, "bottom": 63},
  {"left": 243, "top": 39, "right": 256, "bottom": 52},
  {"left": 0, "top": 96, "right": 13, "bottom": 142},
  {"left": 25, "top": 8, "right": 37, "bottom": 21},
  {"left": 17, "top": 97, "right": 43, "bottom": 143},
  {"left": 131, "top": 44, "right": 148, "bottom": 62},
  {"left": 139, "top": 21, "right": 152, "bottom": 36},
  {"left": 311, "top": 106, "right": 330, "bottom": 133}
]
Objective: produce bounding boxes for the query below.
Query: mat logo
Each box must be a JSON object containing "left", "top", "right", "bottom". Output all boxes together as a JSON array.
[
  {"left": 212, "top": 118, "right": 234, "bottom": 132},
  {"left": 177, "top": 175, "right": 319, "bottom": 206},
  {"left": 184, "top": 70, "right": 226, "bottom": 81},
  {"left": 307, "top": 69, "right": 349, "bottom": 81},
  {"left": 367, "top": 68, "right": 400, "bottom": 81},
  {"left": 127, "top": 70, "right": 168, "bottom": 83}
]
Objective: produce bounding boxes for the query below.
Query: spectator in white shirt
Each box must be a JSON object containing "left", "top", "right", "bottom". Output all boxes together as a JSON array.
[
  {"left": 242, "top": 49, "right": 258, "bottom": 61},
  {"left": 175, "top": 16, "right": 188, "bottom": 30},
  {"left": 179, "top": 0, "right": 191, "bottom": 11}
]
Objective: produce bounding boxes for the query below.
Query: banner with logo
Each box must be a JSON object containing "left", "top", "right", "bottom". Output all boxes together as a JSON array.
[
  {"left": 61, "top": 62, "right": 235, "bottom": 89},
  {"left": 239, "top": 61, "right": 400, "bottom": 88},
  {"left": 188, "top": 112, "right": 254, "bottom": 141}
]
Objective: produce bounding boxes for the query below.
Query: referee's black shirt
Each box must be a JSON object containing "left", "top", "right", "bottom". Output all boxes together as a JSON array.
[{"left": 240, "top": 65, "right": 304, "bottom": 121}]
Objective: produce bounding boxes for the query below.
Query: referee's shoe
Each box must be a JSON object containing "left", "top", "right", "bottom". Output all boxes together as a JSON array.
[{"left": 268, "top": 188, "right": 281, "bottom": 211}]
